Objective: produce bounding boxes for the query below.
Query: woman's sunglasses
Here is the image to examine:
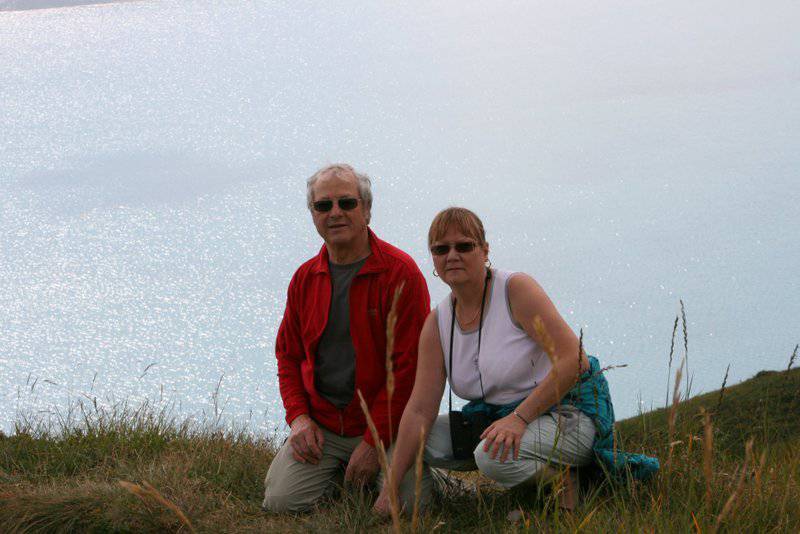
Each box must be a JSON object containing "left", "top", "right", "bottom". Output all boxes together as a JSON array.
[
  {"left": 430, "top": 241, "right": 477, "bottom": 256},
  {"left": 312, "top": 197, "right": 360, "bottom": 212}
]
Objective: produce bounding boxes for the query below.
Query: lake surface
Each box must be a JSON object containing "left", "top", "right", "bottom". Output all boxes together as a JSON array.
[{"left": 2, "top": 0, "right": 799, "bottom": 435}]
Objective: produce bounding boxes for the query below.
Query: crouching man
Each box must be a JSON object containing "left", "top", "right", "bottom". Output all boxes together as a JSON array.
[{"left": 263, "top": 164, "right": 431, "bottom": 513}]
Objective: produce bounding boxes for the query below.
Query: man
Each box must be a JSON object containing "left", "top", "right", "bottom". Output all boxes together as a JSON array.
[{"left": 263, "top": 164, "right": 431, "bottom": 513}]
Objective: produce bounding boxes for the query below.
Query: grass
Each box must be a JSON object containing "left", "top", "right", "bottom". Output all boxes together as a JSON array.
[
  {"left": 618, "top": 366, "right": 800, "bottom": 455},
  {"left": 2, "top": 365, "right": 799, "bottom": 532}
]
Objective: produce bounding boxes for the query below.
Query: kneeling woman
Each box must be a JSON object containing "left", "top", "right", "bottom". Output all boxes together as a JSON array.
[{"left": 375, "top": 207, "right": 654, "bottom": 515}]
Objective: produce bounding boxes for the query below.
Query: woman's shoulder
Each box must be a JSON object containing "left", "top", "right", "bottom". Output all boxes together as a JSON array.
[
  {"left": 504, "top": 270, "right": 538, "bottom": 287},
  {"left": 504, "top": 271, "right": 550, "bottom": 315},
  {"left": 492, "top": 268, "right": 533, "bottom": 281},
  {"left": 493, "top": 269, "right": 539, "bottom": 291}
]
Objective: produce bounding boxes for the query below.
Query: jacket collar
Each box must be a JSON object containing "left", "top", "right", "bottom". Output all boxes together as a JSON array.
[{"left": 310, "top": 228, "right": 389, "bottom": 275}]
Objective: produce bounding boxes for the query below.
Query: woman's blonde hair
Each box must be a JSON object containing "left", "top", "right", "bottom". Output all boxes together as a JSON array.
[{"left": 427, "top": 207, "right": 487, "bottom": 247}]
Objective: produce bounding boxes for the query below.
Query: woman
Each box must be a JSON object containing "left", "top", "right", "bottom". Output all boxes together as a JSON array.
[{"left": 373, "top": 207, "right": 656, "bottom": 515}]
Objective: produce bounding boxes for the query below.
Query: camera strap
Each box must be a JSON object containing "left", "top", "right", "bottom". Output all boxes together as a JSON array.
[{"left": 448, "top": 268, "right": 491, "bottom": 413}]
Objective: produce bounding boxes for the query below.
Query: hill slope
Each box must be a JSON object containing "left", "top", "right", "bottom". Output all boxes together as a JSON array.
[
  {"left": 617, "top": 366, "right": 800, "bottom": 456},
  {"left": 1, "top": 367, "right": 798, "bottom": 532}
]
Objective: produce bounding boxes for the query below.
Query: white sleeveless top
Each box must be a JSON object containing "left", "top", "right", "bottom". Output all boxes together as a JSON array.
[{"left": 436, "top": 269, "right": 552, "bottom": 404}]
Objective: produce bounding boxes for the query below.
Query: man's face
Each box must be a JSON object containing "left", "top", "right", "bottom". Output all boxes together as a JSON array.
[{"left": 310, "top": 171, "right": 369, "bottom": 250}]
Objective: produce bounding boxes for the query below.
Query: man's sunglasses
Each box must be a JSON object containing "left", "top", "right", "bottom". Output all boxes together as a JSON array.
[
  {"left": 430, "top": 241, "right": 478, "bottom": 256},
  {"left": 312, "top": 197, "right": 360, "bottom": 212}
]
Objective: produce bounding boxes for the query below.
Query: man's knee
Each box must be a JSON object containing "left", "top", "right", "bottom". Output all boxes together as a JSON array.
[
  {"left": 262, "top": 442, "right": 339, "bottom": 514},
  {"left": 262, "top": 490, "right": 313, "bottom": 514},
  {"left": 262, "top": 461, "right": 317, "bottom": 513},
  {"left": 263, "top": 469, "right": 337, "bottom": 514}
]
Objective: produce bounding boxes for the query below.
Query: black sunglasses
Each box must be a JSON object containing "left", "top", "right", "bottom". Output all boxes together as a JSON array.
[
  {"left": 312, "top": 197, "right": 360, "bottom": 212},
  {"left": 430, "top": 241, "right": 478, "bottom": 256}
]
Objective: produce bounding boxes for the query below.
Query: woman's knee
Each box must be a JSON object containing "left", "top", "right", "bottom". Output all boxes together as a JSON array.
[
  {"left": 473, "top": 441, "right": 528, "bottom": 488},
  {"left": 422, "top": 414, "right": 454, "bottom": 464}
]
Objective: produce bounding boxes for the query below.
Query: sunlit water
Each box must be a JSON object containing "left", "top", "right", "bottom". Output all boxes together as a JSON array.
[{"left": 2, "top": 0, "right": 799, "bottom": 436}]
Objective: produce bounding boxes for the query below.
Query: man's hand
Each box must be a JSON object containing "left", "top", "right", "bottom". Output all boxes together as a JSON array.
[
  {"left": 344, "top": 440, "right": 380, "bottom": 486},
  {"left": 372, "top": 483, "right": 392, "bottom": 517},
  {"left": 288, "top": 414, "right": 325, "bottom": 464}
]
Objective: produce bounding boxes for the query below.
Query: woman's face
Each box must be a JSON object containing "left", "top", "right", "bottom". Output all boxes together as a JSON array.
[{"left": 430, "top": 226, "right": 489, "bottom": 287}]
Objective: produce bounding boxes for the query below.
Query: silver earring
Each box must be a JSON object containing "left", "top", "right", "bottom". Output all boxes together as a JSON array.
[
  {"left": 433, "top": 269, "right": 439, "bottom": 277},
  {"left": 485, "top": 259, "right": 492, "bottom": 269}
]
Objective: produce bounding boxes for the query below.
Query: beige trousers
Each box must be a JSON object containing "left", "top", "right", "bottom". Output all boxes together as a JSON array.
[
  {"left": 262, "top": 426, "right": 435, "bottom": 514},
  {"left": 424, "top": 404, "right": 597, "bottom": 488},
  {"left": 263, "top": 405, "right": 596, "bottom": 513}
]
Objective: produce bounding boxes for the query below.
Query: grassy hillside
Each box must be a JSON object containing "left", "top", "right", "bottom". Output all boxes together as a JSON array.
[
  {"left": 618, "top": 366, "right": 800, "bottom": 454},
  {"left": 1, "top": 368, "right": 799, "bottom": 532}
]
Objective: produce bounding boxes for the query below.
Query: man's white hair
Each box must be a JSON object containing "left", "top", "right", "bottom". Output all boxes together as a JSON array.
[{"left": 306, "top": 164, "right": 373, "bottom": 224}]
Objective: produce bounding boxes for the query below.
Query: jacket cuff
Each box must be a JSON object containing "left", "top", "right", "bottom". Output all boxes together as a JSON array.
[{"left": 284, "top": 405, "right": 310, "bottom": 427}]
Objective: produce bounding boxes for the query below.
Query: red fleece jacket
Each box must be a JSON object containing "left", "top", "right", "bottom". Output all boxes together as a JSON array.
[{"left": 275, "top": 230, "right": 430, "bottom": 447}]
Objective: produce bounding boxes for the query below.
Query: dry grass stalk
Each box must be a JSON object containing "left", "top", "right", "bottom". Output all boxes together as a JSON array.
[
  {"left": 577, "top": 328, "right": 584, "bottom": 380},
  {"left": 356, "top": 390, "right": 400, "bottom": 533},
  {"left": 532, "top": 315, "right": 557, "bottom": 358},
  {"left": 548, "top": 468, "right": 565, "bottom": 508},
  {"left": 680, "top": 299, "right": 690, "bottom": 399},
  {"left": 575, "top": 506, "right": 598, "bottom": 531},
  {"left": 665, "top": 315, "right": 679, "bottom": 408},
  {"left": 716, "top": 364, "right": 730, "bottom": 414},
  {"left": 788, "top": 343, "right": 799, "bottom": 371},
  {"left": 385, "top": 281, "right": 405, "bottom": 445},
  {"left": 711, "top": 438, "right": 754, "bottom": 534},
  {"left": 754, "top": 449, "right": 767, "bottom": 494},
  {"left": 666, "top": 358, "right": 684, "bottom": 474},
  {"left": 532, "top": 315, "right": 561, "bottom": 402},
  {"left": 599, "top": 363, "right": 629, "bottom": 374},
  {"left": 612, "top": 427, "right": 618, "bottom": 466},
  {"left": 118, "top": 480, "right": 196, "bottom": 533},
  {"left": 411, "top": 425, "right": 426, "bottom": 533},
  {"left": 691, "top": 511, "right": 702, "bottom": 534},
  {"left": 702, "top": 408, "right": 714, "bottom": 510}
]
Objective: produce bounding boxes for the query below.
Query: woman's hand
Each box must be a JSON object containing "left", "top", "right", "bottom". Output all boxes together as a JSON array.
[
  {"left": 480, "top": 413, "right": 528, "bottom": 463},
  {"left": 372, "top": 484, "right": 393, "bottom": 517}
]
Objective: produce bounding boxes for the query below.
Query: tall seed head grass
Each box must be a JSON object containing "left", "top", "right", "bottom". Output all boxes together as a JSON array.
[
  {"left": 356, "top": 390, "right": 400, "bottom": 533},
  {"left": 384, "top": 281, "right": 405, "bottom": 445},
  {"left": 119, "top": 480, "right": 196, "bottom": 533},
  {"left": 701, "top": 408, "right": 714, "bottom": 510},
  {"left": 680, "top": 299, "right": 690, "bottom": 398},
  {"left": 666, "top": 357, "right": 685, "bottom": 476},
  {"left": 665, "top": 315, "right": 679, "bottom": 408},
  {"left": 532, "top": 315, "right": 557, "bottom": 358},
  {"left": 411, "top": 425, "right": 426, "bottom": 533},
  {"left": 788, "top": 344, "right": 798, "bottom": 371},
  {"left": 532, "top": 315, "right": 561, "bottom": 401},
  {"left": 716, "top": 364, "right": 730, "bottom": 414},
  {"left": 712, "top": 438, "right": 755, "bottom": 534},
  {"left": 577, "top": 328, "right": 584, "bottom": 380}
]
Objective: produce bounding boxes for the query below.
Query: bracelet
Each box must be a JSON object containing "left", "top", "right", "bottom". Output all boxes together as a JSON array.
[{"left": 513, "top": 409, "right": 531, "bottom": 425}]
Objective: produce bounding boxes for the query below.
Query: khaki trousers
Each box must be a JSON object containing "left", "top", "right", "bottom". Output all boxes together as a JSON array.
[
  {"left": 424, "top": 404, "right": 597, "bottom": 488},
  {"left": 263, "top": 405, "right": 596, "bottom": 513},
  {"left": 262, "top": 426, "right": 435, "bottom": 514}
]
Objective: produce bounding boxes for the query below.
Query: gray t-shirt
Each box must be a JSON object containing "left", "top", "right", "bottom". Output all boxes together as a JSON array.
[{"left": 314, "top": 257, "right": 367, "bottom": 409}]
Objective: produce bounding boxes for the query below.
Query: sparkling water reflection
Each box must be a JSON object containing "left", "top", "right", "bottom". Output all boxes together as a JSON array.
[{"left": 2, "top": 0, "right": 799, "bottom": 435}]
